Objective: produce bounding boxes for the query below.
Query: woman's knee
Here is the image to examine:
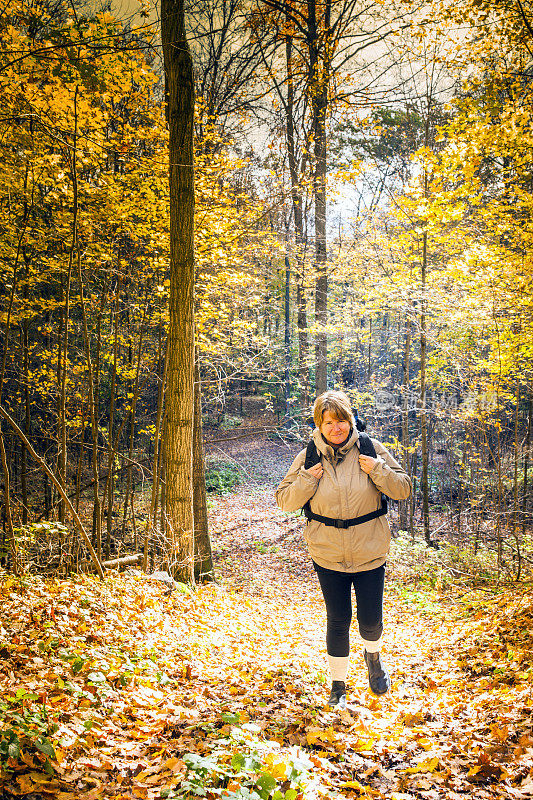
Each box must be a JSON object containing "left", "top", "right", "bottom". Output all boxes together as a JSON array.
[
  {"left": 327, "top": 612, "right": 352, "bottom": 632},
  {"left": 359, "top": 621, "right": 383, "bottom": 641}
]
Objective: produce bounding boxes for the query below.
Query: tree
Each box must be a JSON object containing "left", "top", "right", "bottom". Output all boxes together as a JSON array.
[
  {"left": 253, "top": 0, "right": 413, "bottom": 395},
  {"left": 161, "top": 0, "right": 196, "bottom": 582}
]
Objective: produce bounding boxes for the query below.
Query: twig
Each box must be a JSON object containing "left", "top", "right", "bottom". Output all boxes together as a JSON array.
[{"left": 0, "top": 405, "right": 104, "bottom": 580}]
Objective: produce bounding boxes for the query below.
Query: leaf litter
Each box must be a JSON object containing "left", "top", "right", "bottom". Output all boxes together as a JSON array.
[{"left": 1, "top": 437, "right": 533, "bottom": 799}]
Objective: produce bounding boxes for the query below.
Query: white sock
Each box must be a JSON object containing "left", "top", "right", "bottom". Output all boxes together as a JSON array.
[
  {"left": 327, "top": 654, "right": 349, "bottom": 682},
  {"left": 362, "top": 636, "right": 382, "bottom": 654}
]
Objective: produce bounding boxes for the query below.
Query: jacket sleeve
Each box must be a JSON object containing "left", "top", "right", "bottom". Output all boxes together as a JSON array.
[
  {"left": 275, "top": 449, "right": 320, "bottom": 512},
  {"left": 368, "top": 439, "right": 412, "bottom": 501}
]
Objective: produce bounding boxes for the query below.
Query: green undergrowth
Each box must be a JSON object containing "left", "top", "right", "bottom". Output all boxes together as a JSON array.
[
  {"left": 388, "top": 531, "right": 504, "bottom": 591},
  {"left": 165, "top": 714, "right": 323, "bottom": 800},
  {"left": 0, "top": 689, "right": 57, "bottom": 771},
  {"left": 205, "top": 459, "right": 244, "bottom": 494}
]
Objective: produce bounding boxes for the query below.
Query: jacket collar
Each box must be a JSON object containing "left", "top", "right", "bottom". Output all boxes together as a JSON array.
[{"left": 312, "top": 425, "right": 359, "bottom": 463}]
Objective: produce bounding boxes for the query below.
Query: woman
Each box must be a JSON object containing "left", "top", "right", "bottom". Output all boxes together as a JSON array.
[{"left": 276, "top": 390, "right": 412, "bottom": 708}]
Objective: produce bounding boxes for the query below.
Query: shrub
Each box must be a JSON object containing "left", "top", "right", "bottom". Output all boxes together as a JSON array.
[
  {"left": 388, "top": 532, "right": 499, "bottom": 590},
  {"left": 205, "top": 461, "right": 243, "bottom": 494},
  {"left": 163, "top": 716, "right": 318, "bottom": 800},
  {"left": 0, "top": 689, "right": 57, "bottom": 771}
]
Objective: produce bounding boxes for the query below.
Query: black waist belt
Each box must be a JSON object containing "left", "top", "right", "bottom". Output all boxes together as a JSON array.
[{"left": 303, "top": 496, "right": 388, "bottom": 529}]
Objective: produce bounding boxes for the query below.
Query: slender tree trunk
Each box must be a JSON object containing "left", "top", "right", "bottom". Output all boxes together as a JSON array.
[
  {"left": 161, "top": 0, "right": 196, "bottom": 582},
  {"left": 76, "top": 245, "right": 101, "bottom": 558},
  {"left": 419, "top": 231, "right": 431, "bottom": 545},
  {"left": 92, "top": 276, "right": 108, "bottom": 545},
  {"left": 105, "top": 286, "right": 119, "bottom": 558},
  {"left": 75, "top": 405, "right": 86, "bottom": 513},
  {"left": 0, "top": 405, "right": 103, "bottom": 578},
  {"left": 121, "top": 308, "right": 147, "bottom": 538},
  {"left": 0, "top": 434, "right": 16, "bottom": 573},
  {"left": 0, "top": 219, "right": 25, "bottom": 553},
  {"left": 285, "top": 34, "right": 309, "bottom": 408},
  {"left": 21, "top": 295, "right": 30, "bottom": 525},
  {"left": 399, "top": 312, "right": 411, "bottom": 530},
  {"left": 143, "top": 331, "right": 168, "bottom": 572},
  {"left": 283, "top": 253, "right": 291, "bottom": 423},
  {"left": 522, "top": 394, "right": 532, "bottom": 536},
  {"left": 495, "top": 388, "right": 503, "bottom": 573},
  {"left": 59, "top": 85, "right": 79, "bottom": 523},
  {"left": 193, "top": 350, "right": 214, "bottom": 582},
  {"left": 513, "top": 380, "right": 520, "bottom": 537},
  {"left": 309, "top": 0, "right": 330, "bottom": 394}
]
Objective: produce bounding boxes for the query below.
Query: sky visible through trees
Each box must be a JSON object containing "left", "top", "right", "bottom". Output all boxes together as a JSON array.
[
  {"left": 1, "top": 0, "right": 533, "bottom": 796},
  {"left": 0, "top": 0, "right": 532, "bottom": 575}
]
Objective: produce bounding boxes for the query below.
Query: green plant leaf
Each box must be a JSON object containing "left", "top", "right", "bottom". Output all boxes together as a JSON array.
[
  {"left": 35, "top": 739, "right": 55, "bottom": 758},
  {"left": 231, "top": 752, "right": 246, "bottom": 770},
  {"left": 221, "top": 711, "right": 240, "bottom": 724},
  {"left": 7, "top": 740, "right": 20, "bottom": 759},
  {"left": 256, "top": 772, "right": 276, "bottom": 792}
]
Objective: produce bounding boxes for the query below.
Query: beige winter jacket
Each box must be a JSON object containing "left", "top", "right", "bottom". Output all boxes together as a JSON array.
[{"left": 275, "top": 426, "right": 412, "bottom": 573}]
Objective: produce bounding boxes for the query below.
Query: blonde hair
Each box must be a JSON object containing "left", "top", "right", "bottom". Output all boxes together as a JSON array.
[{"left": 313, "top": 391, "right": 354, "bottom": 428}]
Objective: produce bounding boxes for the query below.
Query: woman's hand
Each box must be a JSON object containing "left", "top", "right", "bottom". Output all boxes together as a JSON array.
[
  {"left": 359, "top": 454, "right": 377, "bottom": 474},
  {"left": 306, "top": 463, "right": 323, "bottom": 480}
]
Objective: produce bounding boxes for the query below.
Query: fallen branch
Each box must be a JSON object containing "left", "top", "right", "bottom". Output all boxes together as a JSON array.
[
  {"left": 0, "top": 405, "right": 104, "bottom": 580},
  {"left": 102, "top": 553, "right": 143, "bottom": 569}
]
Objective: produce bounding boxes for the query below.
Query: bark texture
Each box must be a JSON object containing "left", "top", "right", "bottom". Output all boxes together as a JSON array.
[
  {"left": 161, "top": 0, "right": 196, "bottom": 582},
  {"left": 193, "top": 352, "right": 214, "bottom": 583},
  {"left": 310, "top": 0, "right": 331, "bottom": 395}
]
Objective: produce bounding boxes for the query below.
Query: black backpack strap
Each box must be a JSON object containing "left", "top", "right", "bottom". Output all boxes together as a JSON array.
[
  {"left": 303, "top": 441, "right": 321, "bottom": 521},
  {"left": 357, "top": 431, "right": 377, "bottom": 458},
  {"left": 304, "top": 501, "right": 387, "bottom": 529},
  {"left": 302, "top": 430, "right": 388, "bottom": 527},
  {"left": 304, "top": 440, "right": 321, "bottom": 470}
]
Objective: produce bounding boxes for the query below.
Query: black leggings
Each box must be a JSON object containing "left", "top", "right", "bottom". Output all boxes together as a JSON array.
[{"left": 313, "top": 561, "right": 385, "bottom": 657}]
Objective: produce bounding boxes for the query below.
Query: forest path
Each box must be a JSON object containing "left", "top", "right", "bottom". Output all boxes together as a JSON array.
[
  {"left": 191, "top": 433, "right": 533, "bottom": 799},
  {"left": 3, "top": 433, "right": 532, "bottom": 800}
]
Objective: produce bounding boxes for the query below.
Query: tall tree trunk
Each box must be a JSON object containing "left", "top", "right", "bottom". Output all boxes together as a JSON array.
[
  {"left": 105, "top": 286, "right": 119, "bottom": 559},
  {"left": 283, "top": 253, "right": 291, "bottom": 423},
  {"left": 21, "top": 280, "right": 30, "bottom": 525},
  {"left": 309, "top": 0, "right": 330, "bottom": 394},
  {"left": 59, "top": 85, "right": 79, "bottom": 523},
  {"left": 285, "top": 34, "right": 309, "bottom": 408},
  {"left": 193, "top": 350, "right": 214, "bottom": 582},
  {"left": 419, "top": 230, "right": 431, "bottom": 545},
  {"left": 522, "top": 394, "right": 532, "bottom": 536},
  {"left": 76, "top": 243, "right": 101, "bottom": 558},
  {"left": 121, "top": 308, "right": 147, "bottom": 538},
  {"left": 0, "top": 434, "right": 16, "bottom": 573},
  {"left": 399, "top": 312, "right": 411, "bottom": 531},
  {"left": 161, "top": 0, "right": 196, "bottom": 583},
  {"left": 513, "top": 380, "right": 520, "bottom": 536},
  {"left": 143, "top": 331, "right": 168, "bottom": 572}
]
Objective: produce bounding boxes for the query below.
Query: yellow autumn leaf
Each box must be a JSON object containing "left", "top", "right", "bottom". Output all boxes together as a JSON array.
[
  {"left": 352, "top": 737, "right": 375, "bottom": 751},
  {"left": 405, "top": 757, "right": 440, "bottom": 774},
  {"left": 341, "top": 779, "right": 366, "bottom": 792},
  {"left": 417, "top": 737, "right": 433, "bottom": 750},
  {"left": 306, "top": 726, "right": 337, "bottom": 745}
]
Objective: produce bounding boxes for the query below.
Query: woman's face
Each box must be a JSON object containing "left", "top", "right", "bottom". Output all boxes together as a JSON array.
[{"left": 319, "top": 409, "right": 351, "bottom": 445}]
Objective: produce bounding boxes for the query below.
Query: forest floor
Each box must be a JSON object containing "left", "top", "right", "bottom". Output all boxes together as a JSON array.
[{"left": 1, "top": 428, "right": 533, "bottom": 800}]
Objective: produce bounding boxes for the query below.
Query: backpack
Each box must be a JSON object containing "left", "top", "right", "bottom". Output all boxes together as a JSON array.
[{"left": 302, "top": 427, "right": 388, "bottom": 529}]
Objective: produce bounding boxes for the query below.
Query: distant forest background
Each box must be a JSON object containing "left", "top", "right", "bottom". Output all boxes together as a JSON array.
[{"left": 1, "top": 0, "right": 532, "bottom": 581}]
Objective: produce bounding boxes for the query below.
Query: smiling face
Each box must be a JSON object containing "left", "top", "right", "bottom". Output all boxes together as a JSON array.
[{"left": 319, "top": 409, "right": 351, "bottom": 446}]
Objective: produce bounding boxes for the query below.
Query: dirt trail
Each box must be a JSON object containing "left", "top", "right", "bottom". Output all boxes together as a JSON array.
[
  {"left": 197, "top": 434, "right": 533, "bottom": 799},
  {"left": 3, "top": 431, "right": 532, "bottom": 800}
]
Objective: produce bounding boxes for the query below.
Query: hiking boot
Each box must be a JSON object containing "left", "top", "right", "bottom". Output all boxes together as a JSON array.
[
  {"left": 364, "top": 650, "right": 390, "bottom": 696},
  {"left": 328, "top": 680, "right": 347, "bottom": 709}
]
